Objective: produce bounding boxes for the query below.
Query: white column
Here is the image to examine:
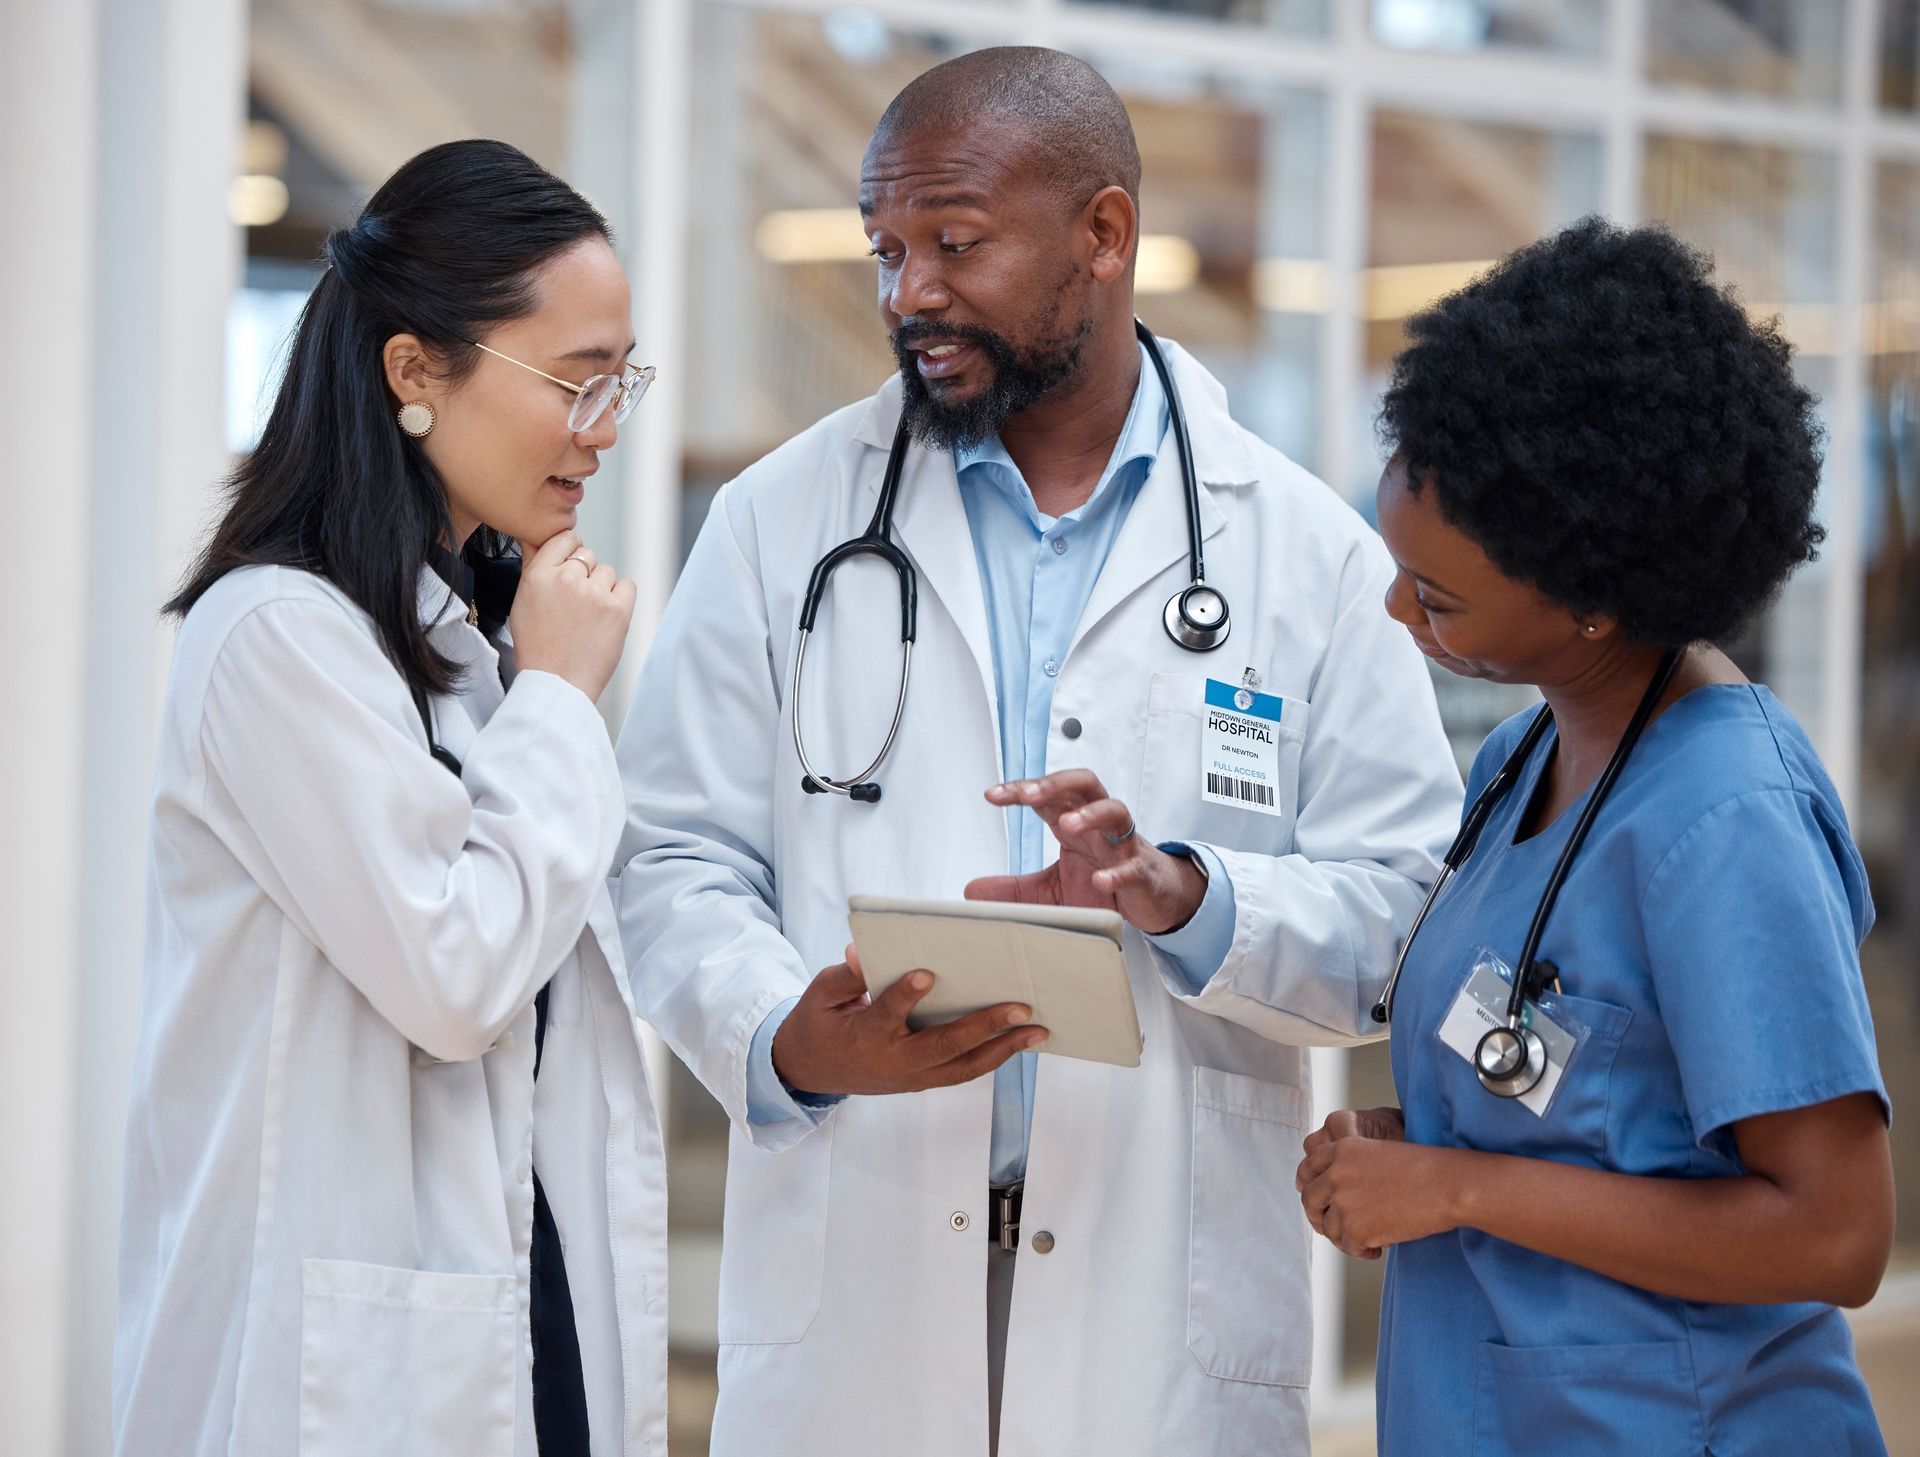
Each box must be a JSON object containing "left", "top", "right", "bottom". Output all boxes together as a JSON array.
[
  {"left": 1305, "top": 2, "right": 1371, "bottom": 1417},
  {"left": 610, "top": 0, "right": 697, "bottom": 1124},
  {"left": 1819, "top": 0, "right": 1879, "bottom": 815},
  {"left": 65, "top": 5, "right": 246, "bottom": 1454},
  {"left": 1307, "top": 1044, "right": 1352, "bottom": 1400},
  {"left": 566, "top": 0, "right": 639, "bottom": 635},
  {"left": 616, "top": 0, "right": 693, "bottom": 703},
  {"left": 0, "top": 1, "right": 242, "bottom": 1452},
  {"left": 1321, "top": 7, "right": 1372, "bottom": 501},
  {"left": 0, "top": 4, "right": 101, "bottom": 1452},
  {"left": 1602, "top": 0, "right": 1647, "bottom": 225}
]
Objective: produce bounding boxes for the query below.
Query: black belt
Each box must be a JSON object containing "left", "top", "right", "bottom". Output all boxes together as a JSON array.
[{"left": 987, "top": 1182, "right": 1024, "bottom": 1252}]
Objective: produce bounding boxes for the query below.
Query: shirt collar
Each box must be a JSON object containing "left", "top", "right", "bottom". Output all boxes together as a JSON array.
[
  {"left": 425, "top": 541, "right": 475, "bottom": 609},
  {"left": 423, "top": 541, "right": 520, "bottom": 637},
  {"left": 953, "top": 339, "right": 1168, "bottom": 522}
]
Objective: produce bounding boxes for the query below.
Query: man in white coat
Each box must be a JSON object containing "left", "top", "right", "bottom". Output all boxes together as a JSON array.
[{"left": 616, "top": 47, "right": 1460, "bottom": 1457}]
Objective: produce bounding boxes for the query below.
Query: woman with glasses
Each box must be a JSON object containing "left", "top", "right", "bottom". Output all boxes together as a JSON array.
[{"left": 115, "top": 140, "right": 665, "bottom": 1456}]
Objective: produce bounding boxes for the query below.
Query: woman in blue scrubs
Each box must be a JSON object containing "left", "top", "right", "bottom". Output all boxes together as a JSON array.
[{"left": 1298, "top": 217, "right": 1895, "bottom": 1455}]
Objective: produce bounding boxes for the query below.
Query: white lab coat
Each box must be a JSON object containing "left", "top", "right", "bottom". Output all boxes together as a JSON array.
[
  {"left": 615, "top": 342, "right": 1461, "bottom": 1457},
  {"left": 114, "top": 564, "right": 668, "bottom": 1457}
]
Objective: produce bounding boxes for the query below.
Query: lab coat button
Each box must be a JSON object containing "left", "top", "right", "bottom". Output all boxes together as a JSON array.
[
  {"left": 950, "top": 1211, "right": 970, "bottom": 1232},
  {"left": 1061, "top": 717, "right": 1082, "bottom": 739},
  {"left": 1031, "top": 1230, "right": 1055, "bottom": 1254}
]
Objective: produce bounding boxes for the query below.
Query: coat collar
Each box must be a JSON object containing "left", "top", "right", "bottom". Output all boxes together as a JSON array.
[{"left": 417, "top": 563, "right": 472, "bottom": 634}]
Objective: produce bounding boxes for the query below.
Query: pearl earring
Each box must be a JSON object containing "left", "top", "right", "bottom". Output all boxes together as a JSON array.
[{"left": 397, "top": 401, "right": 436, "bottom": 438}]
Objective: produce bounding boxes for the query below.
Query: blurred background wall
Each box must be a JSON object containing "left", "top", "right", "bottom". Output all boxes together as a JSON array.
[{"left": 3, "top": 1, "right": 1918, "bottom": 1452}]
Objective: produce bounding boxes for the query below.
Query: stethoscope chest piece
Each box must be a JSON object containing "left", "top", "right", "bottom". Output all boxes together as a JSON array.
[
  {"left": 1474, "top": 1022, "right": 1547, "bottom": 1099},
  {"left": 1164, "top": 582, "right": 1230, "bottom": 652}
]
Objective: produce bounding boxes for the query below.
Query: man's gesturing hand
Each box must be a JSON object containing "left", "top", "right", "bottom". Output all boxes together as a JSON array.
[{"left": 965, "top": 770, "right": 1208, "bottom": 935}]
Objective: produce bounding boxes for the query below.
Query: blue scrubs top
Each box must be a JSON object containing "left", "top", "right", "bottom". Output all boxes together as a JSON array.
[{"left": 1379, "top": 684, "right": 1890, "bottom": 1457}]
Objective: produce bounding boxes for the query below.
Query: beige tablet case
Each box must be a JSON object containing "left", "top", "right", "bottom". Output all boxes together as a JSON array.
[{"left": 846, "top": 895, "right": 1144, "bottom": 1068}]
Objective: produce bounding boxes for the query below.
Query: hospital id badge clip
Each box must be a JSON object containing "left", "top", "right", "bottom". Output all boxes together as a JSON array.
[
  {"left": 1199, "top": 672, "right": 1286, "bottom": 817},
  {"left": 1435, "top": 947, "right": 1590, "bottom": 1118}
]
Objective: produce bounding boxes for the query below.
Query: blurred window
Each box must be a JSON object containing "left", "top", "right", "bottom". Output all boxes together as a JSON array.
[
  {"left": 1370, "top": 0, "right": 1606, "bottom": 58},
  {"left": 1647, "top": 0, "right": 1847, "bottom": 101}
]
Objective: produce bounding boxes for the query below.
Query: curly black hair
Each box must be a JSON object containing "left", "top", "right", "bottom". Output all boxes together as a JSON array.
[{"left": 1377, "top": 216, "right": 1825, "bottom": 648}]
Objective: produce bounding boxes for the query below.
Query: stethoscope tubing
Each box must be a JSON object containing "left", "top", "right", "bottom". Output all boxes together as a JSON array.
[
  {"left": 1137, "top": 321, "right": 1209, "bottom": 594},
  {"left": 791, "top": 318, "right": 1220, "bottom": 800},
  {"left": 1371, "top": 703, "right": 1553, "bottom": 1025},
  {"left": 1370, "top": 648, "right": 1685, "bottom": 1038}
]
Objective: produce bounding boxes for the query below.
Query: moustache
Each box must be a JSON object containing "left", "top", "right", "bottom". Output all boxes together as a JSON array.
[{"left": 889, "top": 320, "right": 1017, "bottom": 364}]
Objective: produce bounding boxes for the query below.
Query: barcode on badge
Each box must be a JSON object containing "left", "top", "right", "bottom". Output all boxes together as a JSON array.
[{"left": 1205, "top": 772, "right": 1275, "bottom": 807}]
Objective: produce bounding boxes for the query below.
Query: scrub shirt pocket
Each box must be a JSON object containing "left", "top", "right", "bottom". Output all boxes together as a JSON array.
[
  {"left": 1447, "top": 984, "right": 1634, "bottom": 1162},
  {"left": 1470, "top": 1339, "right": 1704, "bottom": 1456},
  {"left": 1187, "top": 1066, "right": 1314, "bottom": 1386},
  {"left": 298, "top": 1257, "right": 516, "bottom": 1457}
]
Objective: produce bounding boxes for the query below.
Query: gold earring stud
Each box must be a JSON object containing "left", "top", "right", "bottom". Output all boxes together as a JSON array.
[{"left": 397, "top": 401, "right": 435, "bottom": 438}]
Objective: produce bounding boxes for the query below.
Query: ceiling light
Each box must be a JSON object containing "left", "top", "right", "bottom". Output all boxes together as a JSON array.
[
  {"left": 229, "top": 174, "right": 290, "bottom": 228},
  {"left": 1362, "top": 260, "right": 1495, "bottom": 320},
  {"left": 1134, "top": 235, "right": 1199, "bottom": 295},
  {"left": 756, "top": 208, "right": 870, "bottom": 263},
  {"left": 1254, "top": 258, "right": 1330, "bottom": 313}
]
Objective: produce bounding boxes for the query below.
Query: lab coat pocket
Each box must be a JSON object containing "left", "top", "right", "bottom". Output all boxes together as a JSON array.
[
  {"left": 1187, "top": 1066, "right": 1314, "bottom": 1386},
  {"left": 1140, "top": 673, "right": 1308, "bottom": 853},
  {"left": 717, "top": 1121, "right": 835, "bottom": 1344},
  {"left": 1470, "top": 1339, "right": 1703, "bottom": 1456},
  {"left": 298, "top": 1258, "right": 516, "bottom": 1457}
]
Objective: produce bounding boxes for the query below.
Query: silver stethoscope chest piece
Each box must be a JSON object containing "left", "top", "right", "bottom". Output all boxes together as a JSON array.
[
  {"left": 1164, "top": 582, "right": 1229, "bottom": 652},
  {"left": 1474, "top": 1023, "right": 1546, "bottom": 1098}
]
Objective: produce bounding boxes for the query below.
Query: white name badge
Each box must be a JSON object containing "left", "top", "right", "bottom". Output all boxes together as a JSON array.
[
  {"left": 1199, "top": 678, "right": 1288, "bottom": 817},
  {"left": 1435, "top": 949, "right": 1588, "bottom": 1118}
]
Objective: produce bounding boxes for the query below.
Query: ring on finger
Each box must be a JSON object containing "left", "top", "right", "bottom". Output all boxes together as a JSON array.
[{"left": 1102, "top": 819, "right": 1137, "bottom": 847}]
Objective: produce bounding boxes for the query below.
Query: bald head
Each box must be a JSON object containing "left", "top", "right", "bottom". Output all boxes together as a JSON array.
[
  {"left": 860, "top": 48, "right": 1146, "bottom": 451},
  {"left": 869, "top": 47, "right": 1141, "bottom": 210}
]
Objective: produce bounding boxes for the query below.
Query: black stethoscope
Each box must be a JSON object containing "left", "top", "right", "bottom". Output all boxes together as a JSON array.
[
  {"left": 792, "top": 319, "right": 1228, "bottom": 804},
  {"left": 1371, "top": 647, "right": 1684, "bottom": 1099}
]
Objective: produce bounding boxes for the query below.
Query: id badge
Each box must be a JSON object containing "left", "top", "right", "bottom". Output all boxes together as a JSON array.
[
  {"left": 1435, "top": 947, "right": 1589, "bottom": 1117},
  {"left": 1199, "top": 678, "right": 1288, "bottom": 817}
]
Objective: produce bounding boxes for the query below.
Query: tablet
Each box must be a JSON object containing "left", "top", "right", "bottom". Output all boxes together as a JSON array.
[{"left": 847, "top": 894, "right": 1144, "bottom": 1068}]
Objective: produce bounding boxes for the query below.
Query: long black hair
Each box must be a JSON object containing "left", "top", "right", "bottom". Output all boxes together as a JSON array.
[{"left": 167, "top": 138, "right": 611, "bottom": 698}]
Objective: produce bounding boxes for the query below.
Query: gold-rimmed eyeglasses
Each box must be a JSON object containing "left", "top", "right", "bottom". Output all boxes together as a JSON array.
[{"left": 465, "top": 338, "right": 657, "bottom": 433}]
